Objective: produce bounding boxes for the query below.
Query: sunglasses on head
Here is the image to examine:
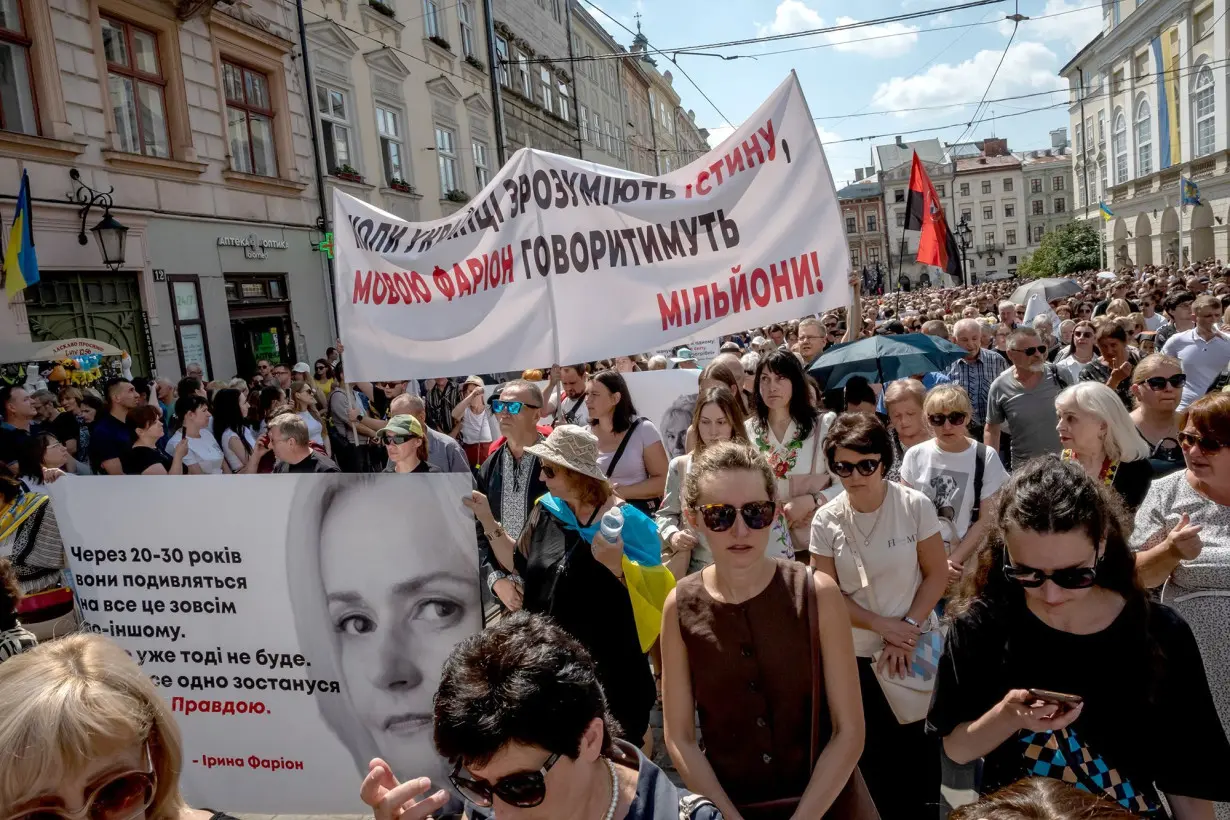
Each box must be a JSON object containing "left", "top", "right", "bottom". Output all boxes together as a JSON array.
[
  {"left": 1003, "top": 558, "right": 1099, "bottom": 589},
  {"left": 1143, "top": 374, "right": 1186, "bottom": 390},
  {"left": 8, "top": 757, "right": 157, "bottom": 820},
  {"left": 831, "top": 457, "right": 882, "bottom": 478},
  {"left": 449, "top": 753, "right": 559, "bottom": 809},
  {"left": 695, "top": 501, "right": 776, "bottom": 532},
  {"left": 1013, "top": 345, "right": 1046, "bottom": 357},
  {"left": 1178, "top": 431, "right": 1227, "bottom": 452},
  {"left": 492, "top": 400, "right": 540, "bottom": 415},
  {"left": 928, "top": 412, "right": 968, "bottom": 427},
  {"left": 381, "top": 433, "right": 415, "bottom": 446}
]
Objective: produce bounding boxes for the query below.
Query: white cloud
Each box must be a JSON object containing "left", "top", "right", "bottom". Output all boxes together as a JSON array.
[
  {"left": 870, "top": 41, "right": 1066, "bottom": 116},
  {"left": 999, "top": 0, "right": 1102, "bottom": 50},
  {"left": 758, "top": 0, "right": 919, "bottom": 56}
]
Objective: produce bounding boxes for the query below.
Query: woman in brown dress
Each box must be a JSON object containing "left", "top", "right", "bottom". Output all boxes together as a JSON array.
[{"left": 660, "top": 441, "right": 877, "bottom": 820}]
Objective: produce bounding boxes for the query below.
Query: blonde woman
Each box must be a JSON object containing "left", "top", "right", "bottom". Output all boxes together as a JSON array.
[
  {"left": 291, "top": 380, "right": 330, "bottom": 457},
  {"left": 0, "top": 634, "right": 241, "bottom": 820},
  {"left": 882, "top": 379, "right": 932, "bottom": 482},
  {"left": 1056, "top": 382, "right": 1153, "bottom": 509},
  {"left": 1130, "top": 354, "right": 1185, "bottom": 476}
]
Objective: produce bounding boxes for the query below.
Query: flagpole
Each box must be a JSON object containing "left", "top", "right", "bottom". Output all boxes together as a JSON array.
[{"left": 895, "top": 217, "right": 907, "bottom": 315}]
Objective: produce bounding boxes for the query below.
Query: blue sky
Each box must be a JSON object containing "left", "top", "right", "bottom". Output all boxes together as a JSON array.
[{"left": 591, "top": 0, "right": 1104, "bottom": 186}]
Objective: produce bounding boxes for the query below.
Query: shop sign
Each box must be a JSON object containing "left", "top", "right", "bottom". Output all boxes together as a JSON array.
[{"left": 217, "top": 233, "right": 288, "bottom": 260}]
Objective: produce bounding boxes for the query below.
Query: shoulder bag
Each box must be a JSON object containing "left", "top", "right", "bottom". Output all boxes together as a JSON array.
[
  {"left": 606, "top": 418, "right": 661, "bottom": 515},
  {"left": 737, "top": 568, "right": 878, "bottom": 819}
]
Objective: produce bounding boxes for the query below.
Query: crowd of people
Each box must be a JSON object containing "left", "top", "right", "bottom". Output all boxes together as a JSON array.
[{"left": 2, "top": 260, "right": 1230, "bottom": 820}]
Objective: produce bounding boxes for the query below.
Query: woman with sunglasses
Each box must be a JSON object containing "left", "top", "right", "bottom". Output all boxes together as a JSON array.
[
  {"left": 379, "top": 414, "right": 436, "bottom": 474},
  {"left": 1056, "top": 321, "right": 1098, "bottom": 385},
  {"left": 809, "top": 413, "right": 947, "bottom": 818},
  {"left": 15, "top": 433, "right": 71, "bottom": 490},
  {"left": 1055, "top": 383, "right": 1153, "bottom": 511},
  {"left": 929, "top": 457, "right": 1230, "bottom": 818},
  {"left": 900, "top": 385, "right": 1007, "bottom": 585},
  {"left": 0, "top": 633, "right": 242, "bottom": 820},
  {"left": 314, "top": 358, "right": 335, "bottom": 396},
  {"left": 1129, "top": 354, "right": 1186, "bottom": 478},
  {"left": 660, "top": 441, "right": 876, "bottom": 820}
]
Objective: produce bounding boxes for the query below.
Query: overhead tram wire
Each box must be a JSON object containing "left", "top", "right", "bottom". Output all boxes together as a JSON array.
[{"left": 948, "top": 4, "right": 1022, "bottom": 149}]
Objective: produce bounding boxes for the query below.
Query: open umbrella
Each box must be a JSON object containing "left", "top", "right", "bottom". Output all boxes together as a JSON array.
[
  {"left": 1009, "top": 277, "right": 1083, "bottom": 305},
  {"left": 808, "top": 333, "right": 967, "bottom": 389}
]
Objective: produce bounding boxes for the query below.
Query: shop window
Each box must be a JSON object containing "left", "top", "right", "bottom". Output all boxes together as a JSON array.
[{"left": 169, "top": 276, "right": 212, "bottom": 380}]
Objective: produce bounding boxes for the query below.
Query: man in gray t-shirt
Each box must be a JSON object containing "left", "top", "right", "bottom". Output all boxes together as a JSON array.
[{"left": 985, "top": 327, "right": 1066, "bottom": 469}]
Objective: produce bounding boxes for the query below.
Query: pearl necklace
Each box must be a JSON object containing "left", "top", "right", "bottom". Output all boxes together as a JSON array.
[{"left": 602, "top": 757, "right": 619, "bottom": 820}]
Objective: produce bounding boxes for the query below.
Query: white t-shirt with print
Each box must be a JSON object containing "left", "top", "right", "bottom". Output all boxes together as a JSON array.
[
  {"left": 899, "top": 438, "right": 1007, "bottom": 550},
  {"left": 809, "top": 482, "right": 942, "bottom": 657},
  {"left": 165, "top": 429, "right": 226, "bottom": 474}
]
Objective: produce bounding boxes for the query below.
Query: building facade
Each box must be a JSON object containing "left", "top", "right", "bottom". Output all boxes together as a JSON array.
[
  {"left": 1019, "top": 143, "right": 1074, "bottom": 252},
  {"left": 305, "top": 0, "right": 496, "bottom": 222},
  {"left": 568, "top": 1, "right": 627, "bottom": 169},
  {"left": 836, "top": 178, "right": 887, "bottom": 275},
  {"left": 0, "top": 0, "right": 332, "bottom": 381},
  {"left": 953, "top": 139, "right": 1026, "bottom": 281},
  {"left": 621, "top": 51, "right": 657, "bottom": 175},
  {"left": 1061, "top": 0, "right": 1229, "bottom": 268},
  {"left": 491, "top": 0, "right": 578, "bottom": 159},
  {"left": 878, "top": 138, "right": 954, "bottom": 289}
]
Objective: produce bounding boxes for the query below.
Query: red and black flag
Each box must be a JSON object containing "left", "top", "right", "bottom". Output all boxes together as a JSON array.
[{"left": 904, "top": 152, "right": 962, "bottom": 281}]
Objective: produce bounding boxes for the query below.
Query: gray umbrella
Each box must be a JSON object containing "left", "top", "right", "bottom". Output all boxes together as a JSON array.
[{"left": 1009, "top": 277, "right": 1083, "bottom": 305}]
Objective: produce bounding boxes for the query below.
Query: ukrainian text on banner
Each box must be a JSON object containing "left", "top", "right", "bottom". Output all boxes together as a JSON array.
[
  {"left": 334, "top": 72, "right": 850, "bottom": 380},
  {"left": 49, "top": 474, "right": 481, "bottom": 814}
]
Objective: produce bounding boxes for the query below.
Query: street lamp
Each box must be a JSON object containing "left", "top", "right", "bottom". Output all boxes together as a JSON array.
[
  {"left": 69, "top": 168, "right": 129, "bottom": 271},
  {"left": 955, "top": 214, "right": 973, "bottom": 287}
]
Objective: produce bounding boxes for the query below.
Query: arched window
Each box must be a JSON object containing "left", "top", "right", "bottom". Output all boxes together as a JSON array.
[
  {"left": 1192, "top": 64, "right": 1215, "bottom": 157},
  {"left": 1112, "top": 108, "right": 1128, "bottom": 184},
  {"left": 1135, "top": 97, "right": 1152, "bottom": 176}
]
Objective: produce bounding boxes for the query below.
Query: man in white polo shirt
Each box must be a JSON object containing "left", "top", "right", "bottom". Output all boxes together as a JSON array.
[{"left": 1162, "top": 294, "right": 1230, "bottom": 410}]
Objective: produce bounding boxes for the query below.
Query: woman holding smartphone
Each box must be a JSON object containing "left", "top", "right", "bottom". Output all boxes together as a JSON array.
[{"left": 928, "top": 457, "right": 1230, "bottom": 818}]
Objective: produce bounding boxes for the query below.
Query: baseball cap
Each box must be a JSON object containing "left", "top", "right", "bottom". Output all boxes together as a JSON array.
[
  {"left": 292, "top": 362, "right": 311, "bottom": 374},
  {"left": 377, "top": 414, "right": 424, "bottom": 439}
]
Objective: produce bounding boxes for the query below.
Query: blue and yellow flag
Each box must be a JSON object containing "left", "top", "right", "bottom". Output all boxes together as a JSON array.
[
  {"left": 1099, "top": 201, "right": 1114, "bottom": 222},
  {"left": 1181, "top": 177, "right": 1201, "bottom": 206},
  {"left": 4, "top": 170, "right": 39, "bottom": 301}
]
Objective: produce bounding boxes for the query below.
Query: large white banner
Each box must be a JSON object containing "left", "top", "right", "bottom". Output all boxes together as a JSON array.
[
  {"left": 50, "top": 474, "right": 480, "bottom": 814},
  {"left": 335, "top": 72, "right": 850, "bottom": 380}
]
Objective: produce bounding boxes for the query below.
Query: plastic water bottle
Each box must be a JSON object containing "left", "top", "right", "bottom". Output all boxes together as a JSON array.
[{"left": 599, "top": 506, "right": 624, "bottom": 543}]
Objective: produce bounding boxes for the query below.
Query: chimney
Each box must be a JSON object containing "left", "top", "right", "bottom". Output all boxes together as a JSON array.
[
  {"left": 982, "top": 137, "right": 1008, "bottom": 157},
  {"left": 855, "top": 168, "right": 865, "bottom": 181},
  {"left": 1050, "top": 127, "right": 1069, "bottom": 149},
  {"left": 895, "top": 135, "right": 905, "bottom": 148}
]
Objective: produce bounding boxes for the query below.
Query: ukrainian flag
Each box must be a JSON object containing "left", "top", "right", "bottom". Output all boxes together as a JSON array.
[
  {"left": 4, "top": 170, "right": 39, "bottom": 301},
  {"left": 1181, "top": 177, "right": 1201, "bottom": 206},
  {"left": 1099, "top": 201, "right": 1114, "bottom": 222}
]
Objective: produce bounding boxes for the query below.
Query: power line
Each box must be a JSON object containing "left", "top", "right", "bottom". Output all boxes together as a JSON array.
[{"left": 949, "top": 5, "right": 1020, "bottom": 148}]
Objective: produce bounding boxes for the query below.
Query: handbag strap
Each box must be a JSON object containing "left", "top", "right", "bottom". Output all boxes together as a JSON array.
[
  {"left": 806, "top": 565, "right": 821, "bottom": 768},
  {"left": 605, "top": 418, "right": 642, "bottom": 478},
  {"left": 969, "top": 443, "right": 987, "bottom": 524}
]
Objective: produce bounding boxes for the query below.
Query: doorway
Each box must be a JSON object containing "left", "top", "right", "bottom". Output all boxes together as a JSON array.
[{"left": 225, "top": 274, "right": 296, "bottom": 379}]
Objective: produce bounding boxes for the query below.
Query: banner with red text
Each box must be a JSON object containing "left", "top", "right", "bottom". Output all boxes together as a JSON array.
[
  {"left": 50, "top": 474, "right": 480, "bottom": 813},
  {"left": 334, "top": 72, "right": 850, "bottom": 380}
]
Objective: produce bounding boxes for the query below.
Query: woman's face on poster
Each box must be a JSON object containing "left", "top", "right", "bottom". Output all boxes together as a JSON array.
[{"left": 319, "top": 482, "right": 481, "bottom": 780}]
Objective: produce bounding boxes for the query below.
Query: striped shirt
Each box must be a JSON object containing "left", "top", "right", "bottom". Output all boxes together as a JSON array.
[{"left": 946, "top": 348, "right": 1008, "bottom": 425}]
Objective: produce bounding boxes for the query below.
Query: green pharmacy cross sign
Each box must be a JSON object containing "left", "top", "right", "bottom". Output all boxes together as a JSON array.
[{"left": 314, "top": 232, "right": 334, "bottom": 259}]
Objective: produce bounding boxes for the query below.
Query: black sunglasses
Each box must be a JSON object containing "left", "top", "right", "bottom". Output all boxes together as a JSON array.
[
  {"left": 449, "top": 753, "right": 560, "bottom": 808},
  {"left": 1143, "top": 374, "right": 1186, "bottom": 390},
  {"left": 541, "top": 464, "right": 557, "bottom": 479},
  {"left": 1179, "top": 431, "right": 1227, "bottom": 452},
  {"left": 381, "top": 433, "right": 415, "bottom": 446},
  {"left": 1003, "top": 559, "right": 1099, "bottom": 589},
  {"left": 832, "top": 457, "right": 882, "bottom": 478},
  {"left": 928, "top": 412, "right": 968, "bottom": 427},
  {"left": 1013, "top": 345, "right": 1046, "bottom": 357},
  {"left": 695, "top": 501, "right": 776, "bottom": 532}
]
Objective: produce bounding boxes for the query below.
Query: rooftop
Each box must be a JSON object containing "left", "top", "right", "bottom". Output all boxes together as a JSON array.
[
  {"left": 876, "top": 137, "right": 944, "bottom": 171},
  {"left": 836, "top": 180, "right": 882, "bottom": 199},
  {"left": 955, "top": 154, "right": 1022, "bottom": 173}
]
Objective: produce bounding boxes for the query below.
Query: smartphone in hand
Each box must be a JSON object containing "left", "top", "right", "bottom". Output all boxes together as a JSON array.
[{"left": 1028, "top": 688, "right": 1083, "bottom": 707}]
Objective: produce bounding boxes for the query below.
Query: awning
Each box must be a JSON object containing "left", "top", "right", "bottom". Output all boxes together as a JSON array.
[{"left": 1, "top": 337, "right": 124, "bottom": 363}]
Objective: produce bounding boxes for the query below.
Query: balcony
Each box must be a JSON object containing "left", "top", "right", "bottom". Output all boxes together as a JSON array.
[{"left": 976, "top": 243, "right": 1005, "bottom": 254}]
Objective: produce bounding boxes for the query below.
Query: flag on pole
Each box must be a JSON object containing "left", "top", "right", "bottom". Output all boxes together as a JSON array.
[
  {"left": 904, "top": 152, "right": 962, "bottom": 280},
  {"left": 1180, "top": 177, "right": 1201, "bottom": 206},
  {"left": 1099, "top": 201, "right": 1114, "bottom": 222},
  {"left": 4, "top": 170, "right": 39, "bottom": 301}
]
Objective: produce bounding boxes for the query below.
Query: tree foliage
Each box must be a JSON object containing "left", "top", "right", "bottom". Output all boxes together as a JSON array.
[{"left": 1018, "top": 222, "right": 1102, "bottom": 279}]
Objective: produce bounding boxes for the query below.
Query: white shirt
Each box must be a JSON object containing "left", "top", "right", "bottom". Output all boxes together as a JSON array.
[
  {"left": 551, "top": 387, "right": 590, "bottom": 426},
  {"left": 1054, "top": 352, "right": 1094, "bottom": 386},
  {"left": 809, "top": 482, "right": 941, "bottom": 657},
  {"left": 744, "top": 413, "right": 838, "bottom": 502},
  {"left": 298, "top": 412, "right": 325, "bottom": 447},
  {"left": 1162, "top": 328, "right": 1230, "bottom": 410},
  {"left": 219, "top": 427, "right": 257, "bottom": 472},
  {"left": 1143, "top": 312, "right": 1165, "bottom": 331},
  {"left": 165, "top": 429, "right": 226, "bottom": 474},
  {"left": 460, "top": 406, "right": 494, "bottom": 444},
  {"left": 899, "top": 438, "right": 1008, "bottom": 549}
]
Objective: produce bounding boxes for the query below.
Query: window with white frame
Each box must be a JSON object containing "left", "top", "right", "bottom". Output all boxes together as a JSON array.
[
  {"left": 1004, "top": 202, "right": 1014, "bottom": 217},
  {"left": 981, "top": 180, "right": 991, "bottom": 194},
  {"left": 495, "top": 37, "right": 509, "bottom": 86},
  {"left": 1112, "top": 108, "right": 1127, "bottom": 183},
  {"left": 1003, "top": 178, "right": 1013, "bottom": 192},
  {"left": 518, "top": 55, "right": 530, "bottom": 97},
  {"left": 435, "top": 125, "right": 459, "bottom": 193},
  {"left": 458, "top": 1, "right": 476, "bottom": 57},
  {"left": 1054, "top": 197, "right": 1065, "bottom": 213},
  {"left": 1099, "top": 161, "right": 1107, "bottom": 196},
  {"left": 1032, "top": 199, "right": 1043, "bottom": 215},
  {"left": 1192, "top": 63, "right": 1215, "bottom": 157},
  {"left": 1033, "top": 225, "right": 1044, "bottom": 242},
  {"left": 846, "top": 216, "right": 856, "bottom": 234},
  {"left": 960, "top": 183, "right": 969, "bottom": 196},
  {"left": 539, "top": 67, "right": 552, "bottom": 110},
  {"left": 1097, "top": 110, "right": 1105, "bottom": 144},
  {"left": 1052, "top": 175, "right": 1064, "bottom": 191},
  {"left": 473, "top": 141, "right": 490, "bottom": 188},
  {"left": 984, "top": 231, "right": 995, "bottom": 246},
  {"left": 604, "top": 119, "right": 612, "bottom": 153},
  {"left": 423, "top": 0, "right": 441, "bottom": 38},
  {"left": 1006, "top": 229, "right": 1016, "bottom": 245},
  {"left": 0, "top": 0, "right": 38, "bottom": 135},
  {"left": 983, "top": 206, "right": 993, "bottom": 220},
  {"left": 376, "top": 106, "right": 405, "bottom": 186},
  {"left": 316, "top": 83, "right": 352, "bottom": 173},
  {"left": 1135, "top": 97, "right": 1152, "bottom": 176},
  {"left": 578, "top": 104, "right": 588, "bottom": 142},
  {"left": 867, "top": 214, "right": 877, "bottom": 232},
  {"left": 613, "top": 125, "right": 622, "bottom": 158},
  {"left": 558, "top": 83, "right": 569, "bottom": 121},
  {"left": 591, "top": 111, "right": 600, "bottom": 148}
]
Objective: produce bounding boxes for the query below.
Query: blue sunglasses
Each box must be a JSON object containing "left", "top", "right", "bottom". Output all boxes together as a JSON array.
[{"left": 492, "top": 400, "right": 541, "bottom": 415}]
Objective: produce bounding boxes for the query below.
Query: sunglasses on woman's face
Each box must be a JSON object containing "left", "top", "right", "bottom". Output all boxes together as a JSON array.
[
  {"left": 832, "top": 458, "right": 881, "bottom": 478},
  {"left": 540, "top": 464, "right": 557, "bottom": 479},
  {"left": 381, "top": 434, "right": 415, "bottom": 446},
  {"left": 928, "top": 412, "right": 967, "bottom": 427},
  {"left": 695, "top": 501, "right": 776, "bottom": 532},
  {"left": 1073, "top": 331, "right": 1094, "bottom": 340},
  {"left": 1143, "top": 374, "right": 1186, "bottom": 390},
  {"left": 1003, "top": 559, "right": 1099, "bottom": 589},
  {"left": 1178, "top": 431, "right": 1227, "bottom": 453},
  {"left": 7, "top": 764, "right": 157, "bottom": 820},
  {"left": 449, "top": 753, "right": 559, "bottom": 808}
]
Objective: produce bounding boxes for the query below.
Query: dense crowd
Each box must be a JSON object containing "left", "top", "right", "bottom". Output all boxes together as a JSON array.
[{"left": 2, "top": 259, "right": 1230, "bottom": 820}]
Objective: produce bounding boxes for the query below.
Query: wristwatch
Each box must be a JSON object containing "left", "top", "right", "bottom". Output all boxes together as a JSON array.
[
  {"left": 903, "top": 616, "right": 921, "bottom": 628},
  {"left": 486, "top": 569, "right": 508, "bottom": 593}
]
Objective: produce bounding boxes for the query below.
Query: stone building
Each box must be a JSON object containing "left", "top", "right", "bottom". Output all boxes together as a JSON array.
[
  {"left": 491, "top": 0, "right": 578, "bottom": 159},
  {"left": 1018, "top": 132, "right": 1074, "bottom": 252},
  {"left": 568, "top": 0, "right": 626, "bottom": 169},
  {"left": 878, "top": 138, "right": 954, "bottom": 289},
  {"left": 836, "top": 175, "right": 887, "bottom": 275},
  {"left": 952, "top": 139, "right": 1026, "bottom": 281}
]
